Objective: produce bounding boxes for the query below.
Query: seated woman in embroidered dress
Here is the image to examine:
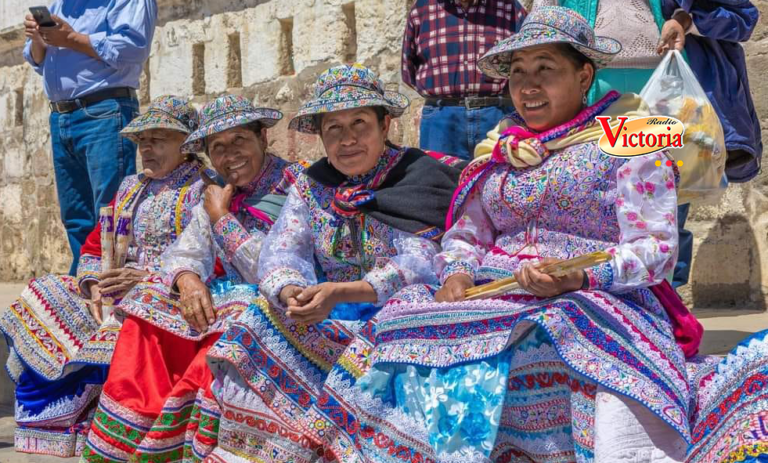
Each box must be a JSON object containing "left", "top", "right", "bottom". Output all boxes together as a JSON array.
[
  {"left": 295, "top": 8, "right": 725, "bottom": 463},
  {"left": 80, "top": 95, "right": 304, "bottom": 463},
  {"left": 202, "top": 64, "right": 464, "bottom": 463},
  {"left": 0, "top": 96, "right": 206, "bottom": 458}
]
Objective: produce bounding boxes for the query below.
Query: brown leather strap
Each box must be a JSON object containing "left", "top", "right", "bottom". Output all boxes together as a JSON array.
[
  {"left": 50, "top": 87, "right": 137, "bottom": 113},
  {"left": 424, "top": 96, "right": 513, "bottom": 108}
]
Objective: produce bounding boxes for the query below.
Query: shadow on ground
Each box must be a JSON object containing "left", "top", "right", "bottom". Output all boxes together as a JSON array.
[{"left": 700, "top": 329, "right": 756, "bottom": 356}]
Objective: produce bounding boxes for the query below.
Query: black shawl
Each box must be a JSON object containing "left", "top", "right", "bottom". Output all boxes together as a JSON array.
[{"left": 305, "top": 146, "right": 466, "bottom": 240}]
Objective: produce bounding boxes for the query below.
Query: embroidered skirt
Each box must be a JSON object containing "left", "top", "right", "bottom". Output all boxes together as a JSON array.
[
  {"left": 204, "top": 297, "right": 375, "bottom": 463},
  {"left": 81, "top": 279, "right": 257, "bottom": 462},
  {"left": 0, "top": 274, "right": 119, "bottom": 457},
  {"left": 685, "top": 329, "right": 768, "bottom": 463},
  {"left": 323, "top": 286, "right": 768, "bottom": 463},
  {"left": 202, "top": 283, "right": 768, "bottom": 463}
]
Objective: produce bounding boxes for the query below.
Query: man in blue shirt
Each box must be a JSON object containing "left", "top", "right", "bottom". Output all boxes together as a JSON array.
[{"left": 24, "top": 0, "right": 157, "bottom": 275}]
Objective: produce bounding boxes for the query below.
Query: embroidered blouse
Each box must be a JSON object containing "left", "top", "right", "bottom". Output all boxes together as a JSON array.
[
  {"left": 76, "top": 161, "right": 206, "bottom": 296},
  {"left": 160, "top": 155, "right": 298, "bottom": 286},
  {"left": 258, "top": 151, "right": 441, "bottom": 308},
  {"left": 437, "top": 143, "right": 679, "bottom": 293}
]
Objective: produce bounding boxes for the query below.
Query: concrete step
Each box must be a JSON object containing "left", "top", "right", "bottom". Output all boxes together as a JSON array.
[{"left": 694, "top": 308, "right": 768, "bottom": 356}]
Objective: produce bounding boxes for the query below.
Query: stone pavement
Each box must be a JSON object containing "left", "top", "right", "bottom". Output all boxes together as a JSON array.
[{"left": 0, "top": 283, "right": 765, "bottom": 462}]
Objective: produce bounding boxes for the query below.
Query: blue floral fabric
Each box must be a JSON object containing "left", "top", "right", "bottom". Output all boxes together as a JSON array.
[{"left": 359, "top": 349, "right": 512, "bottom": 456}]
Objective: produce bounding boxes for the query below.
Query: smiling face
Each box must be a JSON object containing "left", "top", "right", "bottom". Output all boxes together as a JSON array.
[
  {"left": 135, "top": 128, "right": 188, "bottom": 179},
  {"left": 508, "top": 44, "right": 595, "bottom": 132},
  {"left": 319, "top": 107, "right": 391, "bottom": 177},
  {"left": 205, "top": 125, "right": 267, "bottom": 187}
]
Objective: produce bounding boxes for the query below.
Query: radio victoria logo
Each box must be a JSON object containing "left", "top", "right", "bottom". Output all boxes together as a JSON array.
[{"left": 596, "top": 115, "right": 685, "bottom": 165}]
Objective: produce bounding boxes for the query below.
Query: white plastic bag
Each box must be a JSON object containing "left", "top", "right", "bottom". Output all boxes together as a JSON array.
[{"left": 640, "top": 50, "right": 727, "bottom": 204}]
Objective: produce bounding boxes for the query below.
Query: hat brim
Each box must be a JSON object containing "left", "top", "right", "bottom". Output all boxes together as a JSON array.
[
  {"left": 477, "top": 27, "right": 622, "bottom": 80},
  {"left": 181, "top": 108, "right": 282, "bottom": 153},
  {"left": 288, "top": 88, "right": 410, "bottom": 135},
  {"left": 120, "top": 111, "right": 193, "bottom": 144}
]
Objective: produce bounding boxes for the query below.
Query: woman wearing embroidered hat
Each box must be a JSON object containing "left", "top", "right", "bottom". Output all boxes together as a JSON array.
[
  {"left": 0, "top": 95, "right": 207, "bottom": 458},
  {"left": 80, "top": 95, "right": 304, "bottom": 462},
  {"left": 200, "top": 63, "right": 463, "bottom": 462},
  {"left": 305, "top": 7, "right": 768, "bottom": 463}
]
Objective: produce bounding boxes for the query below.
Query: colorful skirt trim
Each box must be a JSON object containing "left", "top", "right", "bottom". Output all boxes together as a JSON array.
[
  {"left": 204, "top": 284, "right": 768, "bottom": 463},
  {"left": 205, "top": 297, "right": 370, "bottom": 463},
  {"left": 0, "top": 274, "right": 119, "bottom": 457},
  {"left": 0, "top": 275, "right": 118, "bottom": 381},
  {"left": 82, "top": 281, "right": 257, "bottom": 462}
]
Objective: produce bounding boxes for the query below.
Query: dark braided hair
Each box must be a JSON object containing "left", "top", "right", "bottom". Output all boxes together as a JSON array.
[
  {"left": 203, "top": 121, "right": 266, "bottom": 156},
  {"left": 554, "top": 43, "right": 596, "bottom": 88},
  {"left": 315, "top": 106, "right": 388, "bottom": 135}
]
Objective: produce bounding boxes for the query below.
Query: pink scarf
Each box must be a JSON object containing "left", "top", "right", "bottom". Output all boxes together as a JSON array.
[
  {"left": 229, "top": 193, "right": 275, "bottom": 226},
  {"left": 650, "top": 280, "right": 703, "bottom": 358}
]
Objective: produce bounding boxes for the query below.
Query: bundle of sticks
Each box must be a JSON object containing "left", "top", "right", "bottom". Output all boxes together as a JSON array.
[
  {"left": 464, "top": 251, "right": 612, "bottom": 300},
  {"left": 98, "top": 207, "right": 133, "bottom": 319}
]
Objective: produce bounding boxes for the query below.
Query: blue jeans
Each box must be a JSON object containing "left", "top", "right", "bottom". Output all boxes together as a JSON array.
[
  {"left": 50, "top": 97, "right": 139, "bottom": 275},
  {"left": 419, "top": 105, "right": 513, "bottom": 160},
  {"left": 673, "top": 203, "right": 693, "bottom": 289}
]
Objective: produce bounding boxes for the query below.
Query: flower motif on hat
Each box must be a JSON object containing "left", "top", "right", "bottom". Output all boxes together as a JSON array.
[
  {"left": 181, "top": 95, "right": 283, "bottom": 153},
  {"left": 289, "top": 63, "right": 410, "bottom": 135},
  {"left": 120, "top": 95, "right": 199, "bottom": 144},
  {"left": 477, "top": 6, "right": 622, "bottom": 80}
]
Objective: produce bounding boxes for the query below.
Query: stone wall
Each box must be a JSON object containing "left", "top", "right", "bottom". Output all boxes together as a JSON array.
[{"left": 0, "top": 0, "right": 766, "bottom": 309}]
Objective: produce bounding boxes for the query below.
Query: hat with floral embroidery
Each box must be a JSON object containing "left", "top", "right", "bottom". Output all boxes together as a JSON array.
[
  {"left": 289, "top": 63, "right": 410, "bottom": 135},
  {"left": 181, "top": 95, "right": 282, "bottom": 153},
  {"left": 120, "top": 95, "right": 199, "bottom": 145},
  {"left": 477, "top": 6, "right": 621, "bottom": 80}
]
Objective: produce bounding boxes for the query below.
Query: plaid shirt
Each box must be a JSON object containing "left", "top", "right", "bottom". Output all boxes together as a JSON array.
[{"left": 402, "top": 0, "right": 526, "bottom": 98}]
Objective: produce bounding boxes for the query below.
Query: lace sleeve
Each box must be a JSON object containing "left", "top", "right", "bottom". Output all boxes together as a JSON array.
[
  {"left": 363, "top": 230, "right": 441, "bottom": 306},
  {"left": 160, "top": 203, "right": 216, "bottom": 287},
  {"left": 257, "top": 185, "right": 318, "bottom": 306},
  {"left": 211, "top": 214, "right": 266, "bottom": 284},
  {"left": 435, "top": 186, "right": 497, "bottom": 283}
]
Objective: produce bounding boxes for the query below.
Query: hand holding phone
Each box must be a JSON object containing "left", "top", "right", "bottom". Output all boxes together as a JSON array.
[
  {"left": 29, "top": 6, "right": 57, "bottom": 27},
  {"left": 25, "top": 9, "right": 94, "bottom": 59}
]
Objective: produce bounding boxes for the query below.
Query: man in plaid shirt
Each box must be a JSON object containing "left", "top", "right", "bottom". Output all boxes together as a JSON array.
[{"left": 403, "top": 0, "right": 525, "bottom": 159}]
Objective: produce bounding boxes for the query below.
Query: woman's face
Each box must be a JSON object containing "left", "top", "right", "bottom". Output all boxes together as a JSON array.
[
  {"left": 508, "top": 44, "right": 594, "bottom": 132},
  {"left": 206, "top": 126, "right": 267, "bottom": 187},
  {"left": 136, "top": 128, "right": 188, "bottom": 179},
  {"left": 319, "top": 107, "right": 391, "bottom": 177}
]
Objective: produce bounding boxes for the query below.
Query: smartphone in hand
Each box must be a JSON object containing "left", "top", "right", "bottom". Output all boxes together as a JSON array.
[{"left": 29, "top": 6, "right": 56, "bottom": 27}]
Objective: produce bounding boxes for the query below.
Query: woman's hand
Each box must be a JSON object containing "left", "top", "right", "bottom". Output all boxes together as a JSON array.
[
  {"left": 97, "top": 268, "right": 149, "bottom": 299},
  {"left": 87, "top": 282, "right": 104, "bottom": 324},
  {"left": 435, "top": 274, "right": 474, "bottom": 303},
  {"left": 279, "top": 285, "right": 304, "bottom": 308},
  {"left": 657, "top": 11, "right": 692, "bottom": 54},
  {"left": 285, "top": 281, "right": 377, "bottom": 325},
  {"left": 176, "top": 272, "right": 215, "bottom": 332},
  {"left": 514, "top": 258, "right": 584, "bottom": 298},
  {"left": 286, "top": 283, "right": 338, "bottom": 324},
  {"left": 204, "top": 184, "right": 235, "bottom": 225}
]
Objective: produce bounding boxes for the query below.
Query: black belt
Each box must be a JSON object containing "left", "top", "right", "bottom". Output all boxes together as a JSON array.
[
  {"left": 50, "top": 87, "right": 137, "bottom": 113},
  {"left": 424, "top": 96, "right": 513, "bottom": 109}
]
